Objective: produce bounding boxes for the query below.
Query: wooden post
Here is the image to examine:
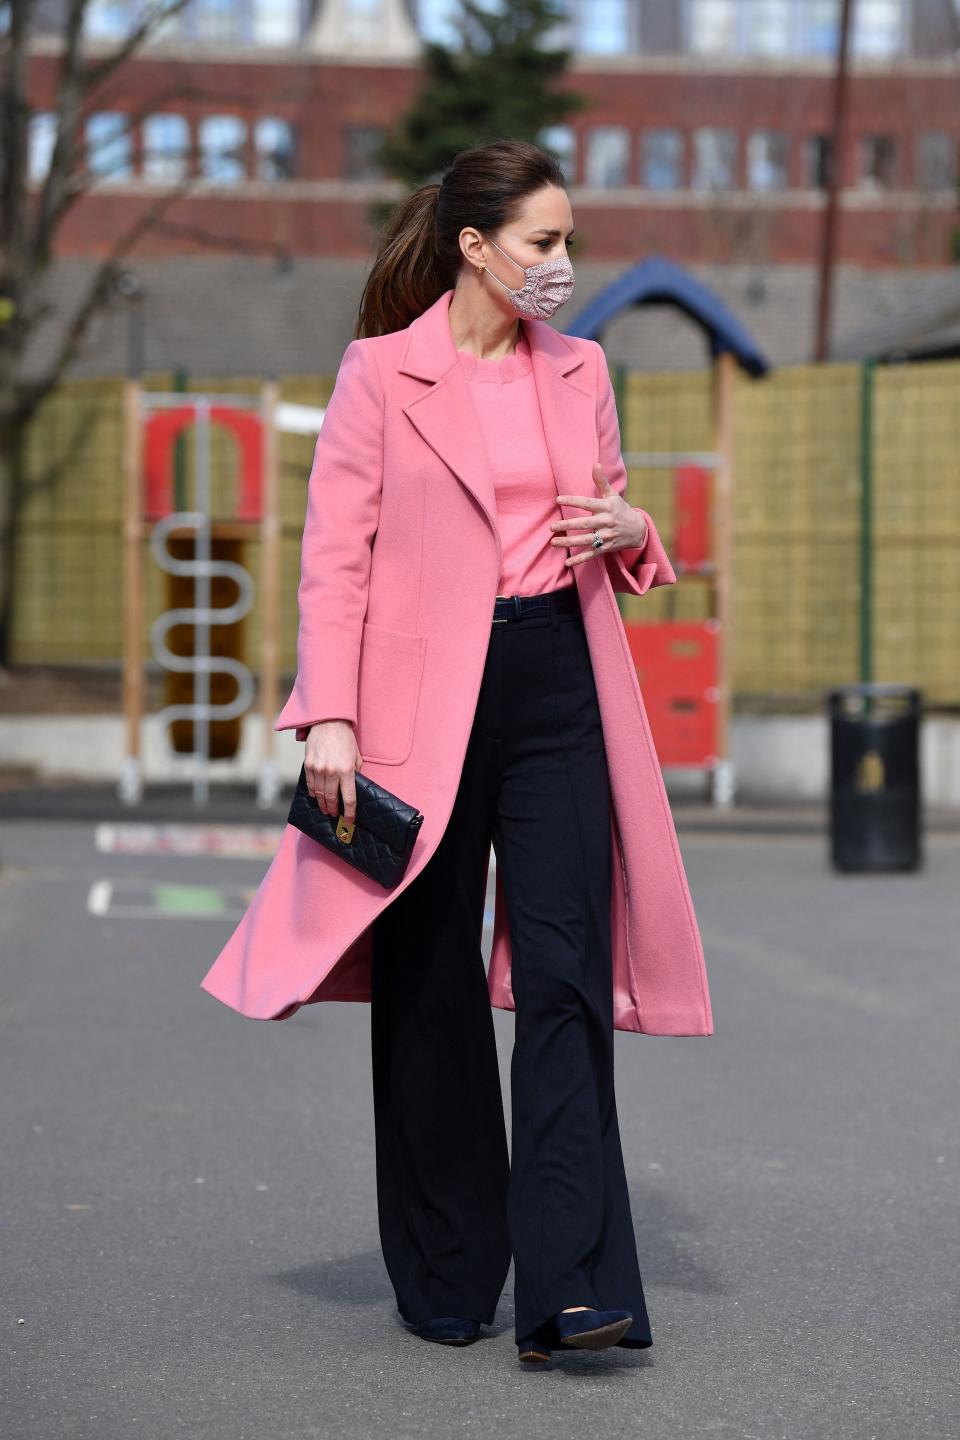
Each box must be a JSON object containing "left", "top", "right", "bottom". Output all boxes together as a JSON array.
[
  {"left": 259, "top": 379, "right": 281, "bottom": 760},
  {"left": 711, "top": 352, "right": 736, "bottom": 786},
  {"left": 122, "top": 378, "right": 144, "bottom": 772}
]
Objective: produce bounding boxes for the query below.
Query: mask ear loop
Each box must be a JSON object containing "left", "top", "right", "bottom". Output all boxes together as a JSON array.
[{"left": 482, "top": 236, "right": 528, "bottom": 291}]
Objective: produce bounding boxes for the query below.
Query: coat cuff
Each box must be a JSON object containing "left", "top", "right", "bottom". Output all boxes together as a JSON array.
[
  {"left": 291, "top": 718, "right": 352, "bottom": 742},
  {"left": 604, "top": 506, "right": 677, "bottom": 596}
]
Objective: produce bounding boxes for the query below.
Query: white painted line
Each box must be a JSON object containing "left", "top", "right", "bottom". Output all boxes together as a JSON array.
[
  {"left": 87, "top": 879, "right": 113, "bottom": 915},
  {"left": 86, "top": 876, "right": 257, "bottom": 921},
  {"left": 92, "top": 902, "right": 249, "bottom": 921},
  {"left": 94, "top": 823, "right": 282, "bottom": 858}
]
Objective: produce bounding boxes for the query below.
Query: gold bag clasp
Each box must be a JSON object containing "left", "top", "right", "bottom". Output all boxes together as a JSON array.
[
  {"left": 336, "top": 815, "right": 355, "bottom": 844},
  {"left": 855, "top": 750, "right": 886, "bottom": 793}
]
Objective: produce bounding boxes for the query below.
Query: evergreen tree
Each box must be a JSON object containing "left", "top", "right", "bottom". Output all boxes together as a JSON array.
[{"left": 376, "top": 0, "right": 588, "bottom": 195}]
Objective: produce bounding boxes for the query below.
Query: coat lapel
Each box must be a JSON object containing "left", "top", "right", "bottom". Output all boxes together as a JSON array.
[{"left": 399, "top": 288, "right": 597, "bottom": 542}]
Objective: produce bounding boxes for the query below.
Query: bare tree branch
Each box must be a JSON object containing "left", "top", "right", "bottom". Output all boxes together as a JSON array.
[
  {"left": 32, "top": 0, "right": 92, "bottom": 264},
  {"left": 33, "top": 73, "right": 265, "bottom": 242},
  {"left": 14, "top": 172, "right": 195, "bottom": 428},
  {"left": 82, "top": 0, "right": 194, "bottom": 94},
  {"left": 43, "top": 79, "right": 205, "bottom": 233}
]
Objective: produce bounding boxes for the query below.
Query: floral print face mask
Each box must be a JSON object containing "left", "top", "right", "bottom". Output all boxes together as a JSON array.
[{"left": 482, "top": 236, "right": 575, "bottom": 320}]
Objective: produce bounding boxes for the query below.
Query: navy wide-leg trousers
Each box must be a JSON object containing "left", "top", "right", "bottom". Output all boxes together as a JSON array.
[{"left": 370, "top": 585, "right": 652, "bottom": 1351}]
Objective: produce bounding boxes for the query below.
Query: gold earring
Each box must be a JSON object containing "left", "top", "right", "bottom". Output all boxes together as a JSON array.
[{"left": 476, "top": 261, "right": 485, "bottom": 274}]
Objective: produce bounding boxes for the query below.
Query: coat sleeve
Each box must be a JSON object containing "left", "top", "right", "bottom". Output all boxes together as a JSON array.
[
  {"left": 275, "top": 339, "right": 384, "bottom": 734},
  {"left": 592, "top": 340, "right": 677, "bottom": 597},
  {"left": 292, "top": 719, "right": 351, "bottom": 742}
]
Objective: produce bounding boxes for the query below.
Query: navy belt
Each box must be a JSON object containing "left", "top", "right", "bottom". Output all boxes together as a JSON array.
[{"left": 492, "top": 587, "right": 580, "bottom": 623}]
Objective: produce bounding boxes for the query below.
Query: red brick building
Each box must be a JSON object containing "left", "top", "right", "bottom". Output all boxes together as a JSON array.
[{"left": 20, "top": 0, "right": 960, "bottom": 372}]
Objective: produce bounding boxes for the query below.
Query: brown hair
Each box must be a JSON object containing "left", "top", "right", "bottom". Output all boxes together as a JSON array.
[{"left": 354, "top": 138, "right": 567, "bottom": 339}]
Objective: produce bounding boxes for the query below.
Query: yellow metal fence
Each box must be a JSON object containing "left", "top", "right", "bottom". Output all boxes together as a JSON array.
[{"left": 11, "top": 358, "right": 960, "bottom": 708}]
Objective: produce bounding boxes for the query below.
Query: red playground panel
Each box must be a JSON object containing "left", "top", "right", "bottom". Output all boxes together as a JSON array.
[
  {"left": 144, "top": 406, "right": 264, "bottom": 522},
  {"left": 623, "top": 620, "right": 720, "bottom": 767},
  {"left": 673, "top": 465, "right": 711, "bottom": 571}
]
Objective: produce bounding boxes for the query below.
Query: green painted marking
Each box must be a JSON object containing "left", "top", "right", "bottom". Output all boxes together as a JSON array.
[{"left": 154, "top": 884, "right": 229, "bottom": 914}]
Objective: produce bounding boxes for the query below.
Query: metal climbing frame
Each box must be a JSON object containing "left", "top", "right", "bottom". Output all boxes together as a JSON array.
[{"left": 119, "top": 381, "right": 283, "bottom": 808}]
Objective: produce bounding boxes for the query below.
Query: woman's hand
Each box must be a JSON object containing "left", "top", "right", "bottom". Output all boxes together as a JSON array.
[
  {"left": 304, "top": 720, "right": 363, "bottom": 824},
  {"left": 549, "top": 463, "right": 648, "bottom": 568}
]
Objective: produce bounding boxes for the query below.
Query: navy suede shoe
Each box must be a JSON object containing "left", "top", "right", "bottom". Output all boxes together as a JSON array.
[
  {"left": 554, "top": 1307, "right": 633, "bottom": 1350},
  {"left": 414, "top": 1316, "right": 482, "bottom": 1345},
  {"left": 517, "top": 1319, "right": 555, "bottom": 1365}
]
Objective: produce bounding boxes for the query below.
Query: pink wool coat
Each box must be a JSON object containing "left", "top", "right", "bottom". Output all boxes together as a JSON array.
[{"left": 200, "top": 287, "right": 714, "bottom": 1036}]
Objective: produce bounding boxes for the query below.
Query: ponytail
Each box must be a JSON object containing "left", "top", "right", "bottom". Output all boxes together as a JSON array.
[
  {"left": 355, "top": 139, "right": 568, "bottom": 339},
  {"left": 355, "top": 183, "right": 447, "bottom": 338}
]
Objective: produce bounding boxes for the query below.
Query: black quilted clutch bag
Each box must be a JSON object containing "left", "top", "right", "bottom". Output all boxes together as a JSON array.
[{"left": 287, "top": 762, "right": 424, "bottom": 889}]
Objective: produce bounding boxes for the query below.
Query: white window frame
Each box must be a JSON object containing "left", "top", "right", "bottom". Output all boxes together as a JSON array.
[
  {"left": 198, "top": 114, "right": 248, "bottom": 183},
  {"left": 86, "top": 110, "right": 133, "bottom": 182},
  {"left": 537, "top": 125, "right": 578, "bottom": 185},
  {"left": 255, "top": 117, "right": 297, "bottom": 182},
  {"left": 28, "top": 111, "right": 58, "bottom": 185},
  {"left": 584, "top": 126, "right": 632, "bottom": 188},
  {"left": 683, "top": 0, "right": 911, "bottom": 59},
  {"left": 143, "top": 112, "right": 191, "bottom": 182},
  {"left": 641, "top": 128, "right": 685, "bottom": 190}
]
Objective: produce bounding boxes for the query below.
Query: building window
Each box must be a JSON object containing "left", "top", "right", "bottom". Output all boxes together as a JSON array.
[
  {"left": 255, "top": 117, "right": 297, "bottom": 181},
  {"left": 747, "top": 131, "right": 788, "bottom": 191},
  {"left": 689, "top": 0, "right": 736, "bottom": 54},
  {"left": 585, "top": 127, "right": 630, "bottom": 187},
  {"left": 692, "top": 127, "right": 737, "bottom": 190},
  {"left": 852, "top": 0, "right": 906, "bottom": 58},
  {"left": 803, "top": 134, "right": 833, "bottom": 189},
  {"left": 916, "top": 132, "right": 955, "bottom": 193},
  {"left": 858, "top": 134, "right": 898, "bottom": 191},
  {"left": 84, "top": 0, "right": 134, "bottom": 39},
  {"left": 641, "top": 129, "right": 683, "bottom": 189},
  {"left": 86, "top": 111, "right": 132, "bottom": 182},
  {"left": 534, "top": 0, "right": 637, "bottom": 54},
  {"left": 538, "top": 125, "right": 577, "bottom": 184},
  {"left": 199, "top": 114, "right": 247, "bottom": 183},
  {"left": 576, "top": 0, "right": 631, "bottom": 54},
  {"left": 343, "top": 125, "right": 386, "bottom": 180},
  {"left": 746, "top": 0, "right": 791, "bottom": 55},
  {"left": 195, "top": 0, "right": 243, "bottom": 42},
  {"left": 685, "top": 0, "right": 909, "bottom": 59},
  {"left": 801, "top": 0, "right": 840, "bottom": 55},
  {"left": 252, "top": 0, "right": 300, "bottom": 45},
  {"left": 143, "top": 113, "right": 190, "bottom": 182},
  {"left": 28, "top": 111, "right": 57, "bottom": 184}
]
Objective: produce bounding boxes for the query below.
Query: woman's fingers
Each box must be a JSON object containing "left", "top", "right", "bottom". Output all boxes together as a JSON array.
[
  {"left": 339, "top": 771, "right": 357, "bottom": 827},
  {"left": 316, "top": 771, "right": 333, "bottom": 816},
  {"left": 303, "top": 721, "right": 360, "bottom": 816},
  {"left": 551, "top": 510, "right": 614, "bottom": 551}
]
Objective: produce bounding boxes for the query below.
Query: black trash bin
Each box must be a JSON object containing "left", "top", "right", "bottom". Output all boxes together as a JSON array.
[{"left": 829, "top": 683, "right": 922, "bottom": 872}]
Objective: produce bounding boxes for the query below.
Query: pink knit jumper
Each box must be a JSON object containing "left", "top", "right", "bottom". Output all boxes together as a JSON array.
[
  {"left": 298, "top": 328, "right": 574, "bottom": 735},
  {"left": 455, "top": 326, "right": 574, "bottom": 597}
]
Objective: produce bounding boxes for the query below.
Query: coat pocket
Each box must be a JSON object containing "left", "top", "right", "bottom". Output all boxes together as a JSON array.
[{"left": 354, "top": 620, "right": 427, "bottom": 765}]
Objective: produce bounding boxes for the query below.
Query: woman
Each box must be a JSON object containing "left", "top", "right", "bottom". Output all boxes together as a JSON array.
[{"left": 200, "top": 139, "right": 713, "bottom": 1366}]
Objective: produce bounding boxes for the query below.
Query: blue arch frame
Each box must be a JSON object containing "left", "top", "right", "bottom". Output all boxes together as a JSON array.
[{"left": 564, "top": 255, "right": 770, "bottom": 378}]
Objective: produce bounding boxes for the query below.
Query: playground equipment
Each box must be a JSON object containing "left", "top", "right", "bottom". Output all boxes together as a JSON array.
[
  {"left": 119, "top": 382, "right": 288, "bottom": 808},
  {"left": 567, "top": 256, "right": 770, "bottom": 807}
]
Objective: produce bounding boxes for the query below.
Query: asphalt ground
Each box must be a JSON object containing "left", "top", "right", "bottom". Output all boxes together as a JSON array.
[{"left": 2, "top": 809, "right": 958, "bottom": 1439}]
